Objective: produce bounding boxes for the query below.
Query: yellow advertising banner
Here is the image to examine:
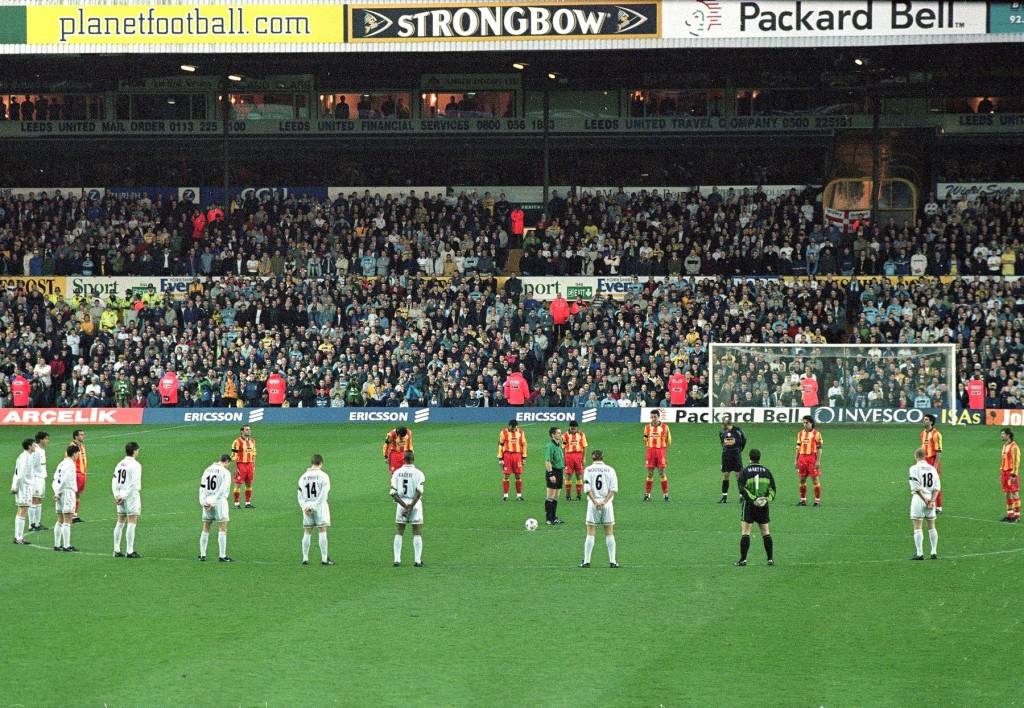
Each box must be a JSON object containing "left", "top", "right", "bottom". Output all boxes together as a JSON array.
[
  {"left": 0, "top": 276, "right": 68, "bottom": 297},
  {"left": 27, "top": 4, "right": 346, "bottom": 45}
]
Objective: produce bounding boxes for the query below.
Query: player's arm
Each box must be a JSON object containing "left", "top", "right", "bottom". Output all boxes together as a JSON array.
[
  {"left": 764, "top": 471, "right": 777, "bottom": 502},
  {"left": 298, "top": 483, "right": 308, "bottom": 510},
  {"left": 522, "top": 434, "right": 527, "bottom": 459},
  {"left": 814, "top": 432, "right": 822, "bottom": 468},
  {"left": 1012, "top": 444, "right": 1021, "bottom": 480},
  {"left": 737, "top": 473, "right": 753, "bottom": 502},
  {"left": 581, "top": 432, "right": 588, "bottom": 452},
  {"left": 665, "top": 426, "right": 672, "bottom": 447},
  {"left": 934, "top": 430, "right": 942, "bottom": 457},
  {"left": 909, "top": 473, "right": 931, "bottom": 505},
  {"left": 383, "top": 434, "right": 391, "bottom": 459},
  {"left": 230, "top": 439, "right": 240, "bottom": 462},
  {"left": 737, "top": 428, "right": 746, "bottom": 451},
  {"left": 497, "top": 431, "right": 505, "bottom": 460}
]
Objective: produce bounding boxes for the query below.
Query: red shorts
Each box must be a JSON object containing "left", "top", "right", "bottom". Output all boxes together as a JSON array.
[
  {"left": 797, "top": 455, "right": 820, "bottom": 478},
  {"left": 645, "top": 448, "right": 667, "bottom": 470},
  {"left": 1002, "top": 471, "right": 1019, "bottom": 494},
  {"left": 234, "top": 462, "right": 254, "bottom": 485},
  {"left": 926, "top": 456, "right": 941, "bottom": 474},
  {"left": 388, "top": 452, "right": 406, "bottom": 475},
  {"left": 502, "top": 453, "right": 523, "bottom": 476},
  {"left": 565, "top": 452, "right": 584, "bottom": 475},
  {"left": 76, "top": 473, "right": 86, "bottom": 493}
]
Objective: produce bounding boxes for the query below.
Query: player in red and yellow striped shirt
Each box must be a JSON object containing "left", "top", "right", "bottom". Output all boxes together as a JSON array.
[
  {"left": 921, "top": 414, "right": 944, "bottom": 511},
  {"left": 72, "top": 429, "right": 87, "bottom": 522},
  {"left": 795, "top": 415, "right": 823, "bottom": 506},
  {"left": 1000, "top": 427, "right": 1020, "bottom": 522},
  {"left": 383, "top": 427, "right": 414, "bottom": 475},
  {"left": 498, "top": 419, "right": 527, "bottom": 501},
  {"left": 562, "top": 420, "right": 588, "bottom": 500},
  {"left": 643, "top": 410, "right": 672, "bottom": 501},
  {"left": 231, "top": 425, "right": 257, "bottom": 508}
]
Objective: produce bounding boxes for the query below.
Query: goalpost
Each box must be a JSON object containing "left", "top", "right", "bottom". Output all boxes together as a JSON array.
[{"left": 708, "top": 343, "right": 957, "bottom": 421}]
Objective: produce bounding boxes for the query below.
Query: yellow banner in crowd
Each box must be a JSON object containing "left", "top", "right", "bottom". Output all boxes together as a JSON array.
[
  {"left": 27, "top": 4, "right": 346, "bottom": 45},
  {"left": 0, "top": 276, "right": 67, "bottom": 296}
]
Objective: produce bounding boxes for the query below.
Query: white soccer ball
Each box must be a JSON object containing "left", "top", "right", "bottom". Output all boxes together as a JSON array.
[{"left": 525, "top": 518, "right": 539, "bottom": 531}]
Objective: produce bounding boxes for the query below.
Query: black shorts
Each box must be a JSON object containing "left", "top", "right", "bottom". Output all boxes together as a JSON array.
[
  {"left": 741, "top": 499, "right": 770, "bottom": 525},
  {"left": 722, "top": 453, "right": 742, "bottom": 473},
  {"left": 546, "top": 468, "right": 564, "bottom": 490}
]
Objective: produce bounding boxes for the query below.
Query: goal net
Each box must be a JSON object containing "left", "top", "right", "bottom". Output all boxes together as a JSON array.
[{"left": 708, "top": 342, "right": 956, "bottom": 415}]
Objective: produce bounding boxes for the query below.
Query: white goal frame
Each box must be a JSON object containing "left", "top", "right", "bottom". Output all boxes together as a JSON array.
[{"left": 708, "top": 342, "right": 957, "bottom": 418}]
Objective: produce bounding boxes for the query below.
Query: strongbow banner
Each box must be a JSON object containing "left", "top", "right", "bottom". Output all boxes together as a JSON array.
[{"left": 349, "top": 2, "right": 660, "bottom": 41}]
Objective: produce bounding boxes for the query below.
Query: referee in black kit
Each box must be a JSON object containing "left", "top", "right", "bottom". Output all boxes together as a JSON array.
[{"left": 719, "top": 420, "right": 747, "bottom": 503}]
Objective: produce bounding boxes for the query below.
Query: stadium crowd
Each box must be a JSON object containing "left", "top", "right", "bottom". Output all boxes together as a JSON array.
[{"left": 0, "top": 185, "right": 1022, "bottom": 410}]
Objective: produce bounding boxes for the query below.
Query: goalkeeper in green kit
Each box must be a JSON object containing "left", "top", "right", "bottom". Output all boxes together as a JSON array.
[{"left": 736, "top": 449, "right": 776, "bottom": 567}]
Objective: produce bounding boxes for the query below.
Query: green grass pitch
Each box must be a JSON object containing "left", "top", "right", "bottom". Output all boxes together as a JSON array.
[{"left": 1, "top": 421, "right": 1019, "bottom": 706}]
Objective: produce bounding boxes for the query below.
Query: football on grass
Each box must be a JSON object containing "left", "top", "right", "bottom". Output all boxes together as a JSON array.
[{"left": 525, "top": 518, "right": 539, "bottom": 531}]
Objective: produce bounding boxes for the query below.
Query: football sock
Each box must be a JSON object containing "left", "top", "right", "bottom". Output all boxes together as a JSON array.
[
  {"left": 393, "top": 535, "right": 403, "bottom": 563},
  {"left": 740, "top": 534, "right": 750, "bottom": 561},
  {"left": 913, "top": 530, "right": 924, "bottom": 556},
  {"left": 114, "top": 521, "right": 124, "bottom": 552},
  {"left": 514, "top": 478, "right": 523, "bottom": 495},
  {"left": 763, "top": 534, "right": 773, "bottom": 561},
  {"left": 799, "top": 483, "right": 807, "bottom": 501},
  {"left": 645, "top": 478, "right": 653, "bottom": 495},
  {"left": 15, "top": 516, "right": 25, "bottom": 540},
  {"left": 200, "top": 531, "right": 209, "bottom": 557},
  {"left": 552, "top": 499, "right": 558, "bottom": 519},
  {"left": 576, "top": 482, "right": 583, "bottom": 496},
  {"left": 62, "top": 523, "right": 71, "bottom": 547},
  {"left": 583, "top": 535, "right": 595, "bottom": 564},
  {"left": 30, "top": 504, "right": 40, "bottom": 526},
  {"left": 928, "top": 529, "right": 938, "bottom": 555},
  {"left": 502, "top": 479, "right": 510, "bottom": 495},
  {"left": 722, "top": 480, "right": 729, "bottom": 495},
  {"left": 126, "top": 523, "right": 136, "bottom": 554},
  {"left": 218, "top": 531, "right": 227, "bottom": 558},
  {"left": 319, "top": 532, "right": 329, "bottom": 562},
  {"left": 234, "top": 489, "right": 240, "bottom": 504},
  {"left": 54, "top": 523, "right": 63, "bottom": 547},
  {"left": 544, "top": 499, "right": 554, "bottom": 522},
  {"left": 245, "top": 489, "right": 252, "bottom": 504},
  {"left": 413, "top": 535, "right": 422, "bottom": 563},
  {"left": 302, "top": 534, "right": 311, "bottom": 562},
  {"left": 813, "top": 483, "right": 821, "bottom": 502},
  {"left": 606, "top": 535, "right": 616, "bottom": 564},
  {"left": 565, "top": 481, "right": 572, "bottom": 496},
  {"left": 661, "top": 478, "right": 669, "bottom": 495}
]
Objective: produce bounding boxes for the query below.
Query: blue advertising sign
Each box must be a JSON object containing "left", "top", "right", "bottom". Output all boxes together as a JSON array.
[{"left": 141, "top": 407, "right": 640, "bottom": 425}]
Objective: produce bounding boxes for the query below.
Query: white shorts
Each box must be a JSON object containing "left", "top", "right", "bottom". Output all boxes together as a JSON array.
[
  {"left": 302, "top": 504, "right": 331, "bottom": 528},
  {"left": 586, "top": 500, "right": 615, "bottom": 525},
  {"left": 14, "top": 484, "right": 33, "bottom": 507},
  {"left": 33, "top": 478, "right": 45, "bottom": 498},
  {"left": 116, "top": 495, "right": 142, "bottom": 517},
  {"left": 910, "top": 496, "right": 936, "bottom": 520},
  {"left": 202, "top": 499, "right": 230, "bottom": 523},
  {"left": 396, "top": 501, "right": 423, "bottom": 525},
  {"left": 55, "top": 489, "right": 76, "bottom": 513}
]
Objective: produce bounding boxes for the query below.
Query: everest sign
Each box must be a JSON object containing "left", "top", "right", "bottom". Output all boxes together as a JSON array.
[{"left": 0, "top": 408, "right": 143, "bottom": 425}]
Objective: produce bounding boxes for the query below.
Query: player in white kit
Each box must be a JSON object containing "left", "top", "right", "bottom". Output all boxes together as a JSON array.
[
  {"left": 580, "top": 449, "right": 619, "bottom": 568},
  {"left": 909, "top": 447, "right": 941, "bottom": 560},
  {"left": 30, "top": 431, "right": 49, "bottom": 532},
  {"left": 11, "top": 438, "right": 36, "bottom": 545},
  {"left": 199, "top": 454, "right": 234, "bottom": 562},
  {"left": 390, "top": 450, "right": 425, "bottom": 567},
  {"left": 297, "top": 454, "right": 333, "bottom": 566},
  {"left": 112, "top": 442, "right": 143, "bottom": 558},
  {"left": 52, "top": 445, "right": 81, "bottom": 552}
]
